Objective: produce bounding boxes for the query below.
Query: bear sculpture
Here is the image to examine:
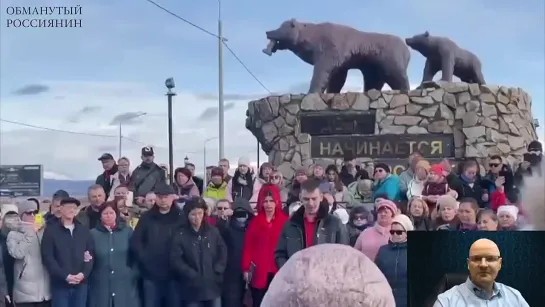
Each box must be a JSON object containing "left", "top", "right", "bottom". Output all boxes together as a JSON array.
[
  {"left": 263, "top": 19, "right": 411, "bottom": 93},
  {"left": 405, "top": 31, "right": 486, "bottom": 85}
]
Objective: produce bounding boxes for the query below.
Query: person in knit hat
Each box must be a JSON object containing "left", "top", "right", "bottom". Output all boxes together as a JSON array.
[
  {"left": 226, "top": 156, "right": 257, "bottom": 203},
  {"left": 372, "top": 163, "right": 402, "bottom": 202},
  {"left": 406, "top": 159, "right": 431, "bottom": 199},
  {"left": 354, "top": 199, "right": 398, "bottom": 261},
  {"left": 261, "top": 244, "right": 396, "bottom": 307},
  {"left": 203, "top": 167, "right": 228, "bottom": 200},
  {"left": 497, "top": 205, "right": 518, "bottom": 230},
  {"left": 375, "top": 214, "right": 411, "bottom": 307},
  {"left": 434, "top": 194, "right": 459, "bottom": 230},
  {"left": 422, "top": 163, "right": 452, "bottom": 213},
  {"left": 172, "top": 167, "right": 200, "bottom": 199}
]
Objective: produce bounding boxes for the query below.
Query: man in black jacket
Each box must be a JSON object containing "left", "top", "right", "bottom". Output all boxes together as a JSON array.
[
  {"left": 131, "top": 146, "right": 166, "bottom": 206},
  {"left": 275, "top": 179, "right": 349, "bottom": 269},
  {"left": 170, "top": 197, "right": 227, "bottom": 307},
  {"left": 130, "top": 182, "right": 184, "bottom": 307},
  {"left": 41, "top": 197, "right": 94, "bottom": 307},
  {"left": 96, "top": 152, "right": 118, "bottom": 199},
  {"left": 217, "top": 198, "right": 254, "bottom": 307},
  {"left": 44, "top": 189, "right": 69, "bottom": 225}
]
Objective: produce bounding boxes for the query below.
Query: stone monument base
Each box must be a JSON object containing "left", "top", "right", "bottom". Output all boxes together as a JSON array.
[{"left": 246, "top": 82, "right": 538, "bottom": 182}]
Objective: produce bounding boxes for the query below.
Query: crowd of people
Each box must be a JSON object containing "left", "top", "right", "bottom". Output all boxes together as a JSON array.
[{"left": 0, "top": 140, "right": 542, "bottom": 307}]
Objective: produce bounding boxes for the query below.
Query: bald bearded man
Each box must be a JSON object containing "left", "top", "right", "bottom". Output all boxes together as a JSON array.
[{"left": 433, "top": 238, "right": 529, "bottom": 307}]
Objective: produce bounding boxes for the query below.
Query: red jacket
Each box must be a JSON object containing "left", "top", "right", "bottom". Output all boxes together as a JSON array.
[
  {"left": 490, "top": 190, "right": 506, "bottom": 212},
  {"left": 241, "top": 184, "right": 288, "bottom": 289},
  {"left": 206, "top": 216, "right": 217, "bottom": 226}
]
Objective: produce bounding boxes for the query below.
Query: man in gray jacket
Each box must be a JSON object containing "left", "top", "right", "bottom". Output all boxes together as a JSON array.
[
  {"left": 6, "top": 200, "right": 50, "bottom": 306},
  {"left": 275, "top": 179, "right": 349, "bottom": 269},
  {"left": 130, "top": 146, "right": 166, "bottom": 206}
]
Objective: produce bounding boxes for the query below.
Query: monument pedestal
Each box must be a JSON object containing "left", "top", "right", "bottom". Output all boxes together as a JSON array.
[{"left": 245, "top": 82, "right": 538, "bottom": 181}]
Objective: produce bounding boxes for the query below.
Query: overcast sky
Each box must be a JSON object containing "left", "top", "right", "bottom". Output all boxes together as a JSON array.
[{"left": 0, "top": 0, "right": 543, "bottom": 179}]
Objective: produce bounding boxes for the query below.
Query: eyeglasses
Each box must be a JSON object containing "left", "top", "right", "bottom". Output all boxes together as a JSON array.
[
  {"left": 374, "top": 169, "right": 384, "bottom": 174},
  {"left": 24, "top": 210, "right": 39, "bottom": 216},
  {"left": 389, "top": 230, "right": 405, "bottom": 235},
  {"left": 354, "top": 216, "right": 366, "bottom": 221},
  {"left": 216, "top": 207, "right": 229, "bottom": 211},
  {"left": 469, "top": 256, "right": 501, "bottom": 263},
  {"left": 489, "top": 163, "right": 500, "bottom": 168}
]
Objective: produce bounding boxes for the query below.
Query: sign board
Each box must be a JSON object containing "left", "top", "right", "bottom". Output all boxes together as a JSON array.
[
  {"left": 0, "top": 165, "right": 43, "bottom": 197},
  {"left": 311, "top": 134, "right": 455, "bottom": 159},
  {"left": 300, "top": 111, "right": 376, "bottom": 136}
]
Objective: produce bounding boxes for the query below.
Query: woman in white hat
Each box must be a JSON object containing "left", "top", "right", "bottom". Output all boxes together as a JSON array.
[{"left": 374, "top": 214, "right": 412, "bottom": 307}]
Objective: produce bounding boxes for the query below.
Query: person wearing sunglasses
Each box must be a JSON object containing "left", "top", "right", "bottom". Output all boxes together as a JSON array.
[
  {"left": 375, "top": 214, "right": 412, "bottom": 307},
  {"left": 372, "top": 163, "right": 402, "bottom": 202},
  {"left": 6, "top": 200, "right": 51, "bottom": 306},
  {"left": 480, "top": 155, "right": 516, "bottom": 208}
]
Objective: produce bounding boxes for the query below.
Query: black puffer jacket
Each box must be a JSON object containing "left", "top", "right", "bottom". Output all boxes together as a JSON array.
[
  {"left": 170, "top": 221, "right": 227, "bottom": 302},
  {"left": 217, "top": 199, "right": 254, "bottom": 301},
  {"left": 130, "top": 205, "right": 185, "bottom": 281}
]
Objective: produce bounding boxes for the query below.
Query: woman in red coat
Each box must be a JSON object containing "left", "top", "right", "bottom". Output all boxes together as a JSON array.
[{"left": 241, "top": 183, "right": 288, "bottom": 307}]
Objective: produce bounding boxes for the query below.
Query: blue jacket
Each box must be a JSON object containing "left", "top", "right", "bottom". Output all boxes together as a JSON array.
[
  {"left": 373, "top": 175, "right": 401, "bottom": 201},
  {"left": 375, "top": 241, "right": 407, "bottom": 307}
]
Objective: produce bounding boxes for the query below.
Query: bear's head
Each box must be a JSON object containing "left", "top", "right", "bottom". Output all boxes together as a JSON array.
[
  {"left": 405, "top": 31, "right": 431, "bottom": 53},
  {"left": 265, "top": 19, "right": 304, "bottom": 54}
]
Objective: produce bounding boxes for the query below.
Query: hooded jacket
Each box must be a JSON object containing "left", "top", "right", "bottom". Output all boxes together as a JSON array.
[
  {"left": 169, "top": 211, "right": 227, "bottom": 302},
  {"left": 241, "top": 184, "right": 288, "bottom": 289}
]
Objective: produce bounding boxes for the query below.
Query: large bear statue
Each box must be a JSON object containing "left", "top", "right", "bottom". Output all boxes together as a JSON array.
[
  {"left": 263, "top": 19, "right": 411, "bottom": 93},
  {"left": 405, "top": 31, "right": 486, "bottom": 85}
]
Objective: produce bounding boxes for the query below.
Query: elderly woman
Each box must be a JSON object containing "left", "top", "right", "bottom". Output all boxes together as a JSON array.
[
  {"left": 354, "top": 200, "right": 398, "bottom": 261},
  {"left": 7, "top": 200, "right": 50, "bottom": 306},
  {"left": 375, "top": 214, "right": 412, "bottom": 307},
  {"left": 497, "top": 205, "right": 519, "bottom": 230},
  {"left": 477, "top": 209, "right": 499, "bottom": 231}
]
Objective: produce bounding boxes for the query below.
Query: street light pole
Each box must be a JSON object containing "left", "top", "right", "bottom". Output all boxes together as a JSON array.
[
  {"left": 119, "top": 123, "right": 122, "bottom": 158},
  {"left": 118, "top": 112, "right": 147, "bottom": 158},
  {"left": 217, "top": 0, "right": 225, "bottom": 160},
  {"left": 204, "top": 136, "right": 218, "bottom": 191},
  {"left": 165, "top": 78, "right": 177, "bottom": 185}
]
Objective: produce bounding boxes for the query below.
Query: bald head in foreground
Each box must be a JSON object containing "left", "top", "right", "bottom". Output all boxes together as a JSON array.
[
  {"left": 261, "top": 244, "right": 395, "bottom": 307},
  {"left": 434, "top": 238, "right": 529, "bottom": 307}
]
